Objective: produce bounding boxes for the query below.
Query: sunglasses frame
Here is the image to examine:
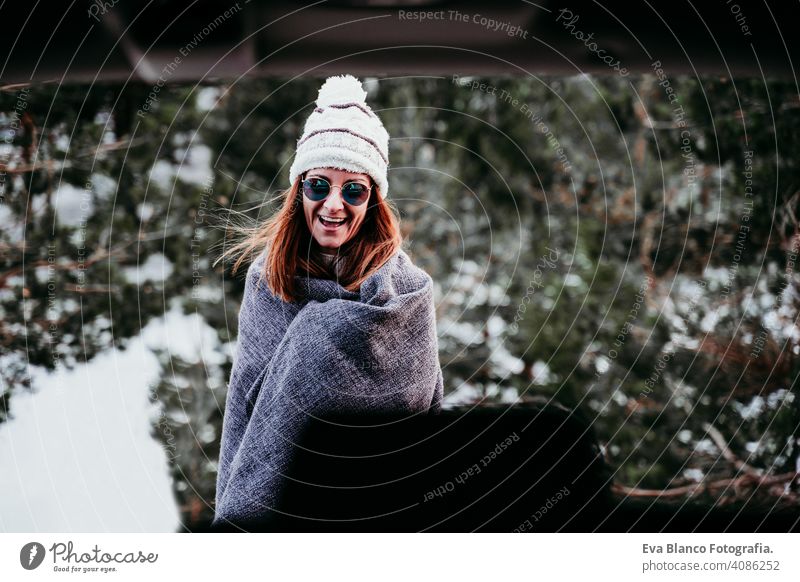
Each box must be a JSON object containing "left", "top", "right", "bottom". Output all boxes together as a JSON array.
[{"left": 300, "top": 175, "right": 373, "bottom": 206}]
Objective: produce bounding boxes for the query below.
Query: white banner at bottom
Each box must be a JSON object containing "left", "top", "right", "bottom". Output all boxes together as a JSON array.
[{"left": 1, "top": 533, "right": 797, "bottom": 581}]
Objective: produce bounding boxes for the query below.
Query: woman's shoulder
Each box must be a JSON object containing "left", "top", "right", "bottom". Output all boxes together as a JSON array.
[
  {"left": 247, "top": 249, "right": 268, "bottom": 276},
  {"left": 378, "top": 245, "right": 433, "bottom": 297},
  {"left": 395, "top": 245, "right": 431, "bottom": 279},
  {"left": 243, "top": 250, "right": 278, "bottom": 300}
]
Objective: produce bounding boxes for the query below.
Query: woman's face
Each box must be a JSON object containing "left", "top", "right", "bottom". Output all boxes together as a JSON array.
[{"left": 302, "top": 167, "right": 372, "bottom": 250}]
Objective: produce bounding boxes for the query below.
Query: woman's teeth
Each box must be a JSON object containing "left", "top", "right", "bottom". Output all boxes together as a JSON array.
[{"left": 319, "top": 215, "right": 347, "bottom": 227}]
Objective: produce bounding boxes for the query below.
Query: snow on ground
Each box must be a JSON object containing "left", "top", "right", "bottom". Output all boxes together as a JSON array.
[{"left": 0, "top": 305, "right": 222, "bottom": 532}]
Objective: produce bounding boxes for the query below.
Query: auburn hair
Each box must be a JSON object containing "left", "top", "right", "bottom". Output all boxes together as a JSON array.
[{"left": 223, "top": 175, "right": 402, "bottom": 303}]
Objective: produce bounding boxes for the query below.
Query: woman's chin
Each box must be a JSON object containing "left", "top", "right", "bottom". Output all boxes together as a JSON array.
[{"left": 313, "top": 230, "right": 347, "bottom": 249}]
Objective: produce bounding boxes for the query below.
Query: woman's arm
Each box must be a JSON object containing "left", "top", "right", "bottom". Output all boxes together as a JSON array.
[
  {"left": 214, "top": 255, "right": 296, "bottom": 510},
  {"left": 214, "top": 261, "right": 260, "bottom": 509}
]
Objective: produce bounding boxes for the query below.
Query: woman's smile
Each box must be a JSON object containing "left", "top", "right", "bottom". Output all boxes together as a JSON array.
[
  {"left": 312, "top": 208, "right": 354, "bottom": 243},
  {"left": 318, "top": 213, "right": 349, "bottom": 229}
]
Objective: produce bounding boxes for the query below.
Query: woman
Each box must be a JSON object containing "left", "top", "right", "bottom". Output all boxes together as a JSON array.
[{"left": 213, "top": 75, "right": 444, "bottom": 527}]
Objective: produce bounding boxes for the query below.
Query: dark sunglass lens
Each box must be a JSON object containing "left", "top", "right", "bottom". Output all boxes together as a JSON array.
[
  {"left": 303, "top": 178, "right": 330, "bottom": 200},
  {"left": 342, "top": 183, "right": 369, "bottom": 205}
]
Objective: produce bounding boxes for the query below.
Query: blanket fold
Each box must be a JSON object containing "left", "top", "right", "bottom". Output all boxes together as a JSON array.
[{"left": 213, "top": 248, "right": 443, "bottom": 525}]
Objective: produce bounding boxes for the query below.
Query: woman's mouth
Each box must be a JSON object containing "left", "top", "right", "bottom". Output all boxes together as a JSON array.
[{"left": 318, "top": 215, "right": 349, "bottom": 230}]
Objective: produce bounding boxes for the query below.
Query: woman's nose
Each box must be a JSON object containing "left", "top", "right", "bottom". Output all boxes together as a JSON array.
[{"left": 322, "top": 189, "right": 345, "bottom": 212}]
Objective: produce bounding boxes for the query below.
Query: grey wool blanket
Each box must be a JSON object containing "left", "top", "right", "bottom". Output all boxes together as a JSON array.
[{"left": 213, "top": 248, "right": 443, "bottom": 526}]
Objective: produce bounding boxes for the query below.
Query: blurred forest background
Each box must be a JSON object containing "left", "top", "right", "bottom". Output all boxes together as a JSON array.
[{"left": 1, "top": 74, "right": 798, "bottom": 530}]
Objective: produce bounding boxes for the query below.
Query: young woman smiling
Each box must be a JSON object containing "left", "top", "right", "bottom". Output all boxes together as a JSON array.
[{"left": 213, "top": 75, "right": 444, "bottom": 527}]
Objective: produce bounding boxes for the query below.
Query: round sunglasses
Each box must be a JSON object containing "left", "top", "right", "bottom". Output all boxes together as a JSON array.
[{"left": 301, "top": 176, "right": 372, "bottom": 206}]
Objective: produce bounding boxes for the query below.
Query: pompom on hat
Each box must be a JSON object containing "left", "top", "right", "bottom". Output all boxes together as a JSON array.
[{"left": 289, "top": 75, "right": 390, "bottom": 199}]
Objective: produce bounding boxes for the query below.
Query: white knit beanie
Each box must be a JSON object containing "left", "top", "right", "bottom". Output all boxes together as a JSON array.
[{"left": 289, "top": 74, "right": 390, "bottom": 199}]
